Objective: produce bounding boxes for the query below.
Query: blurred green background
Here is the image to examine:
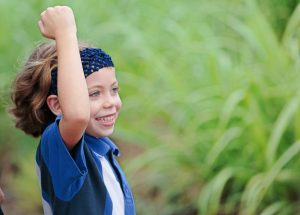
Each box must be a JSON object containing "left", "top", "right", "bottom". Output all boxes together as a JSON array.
[{"left": 1, "top": 0, "right": 300, "bottom": 214}]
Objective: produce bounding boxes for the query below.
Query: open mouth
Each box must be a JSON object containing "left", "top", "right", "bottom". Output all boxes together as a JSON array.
[{"left": 95, "top": 114, "right": 116, "bottom": 127}]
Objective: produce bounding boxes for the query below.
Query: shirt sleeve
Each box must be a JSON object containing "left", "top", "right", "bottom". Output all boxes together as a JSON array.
[{"left": 39, "top": 115, "right": 88, "bottom": 201}]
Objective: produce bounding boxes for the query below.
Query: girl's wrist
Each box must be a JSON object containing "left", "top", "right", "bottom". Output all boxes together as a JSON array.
[
  {"left": 55, "top": 28, "right": 77, "bottom": 41},
  {"left": 55, "top": 32, "right": 77, "bottom": 43}
]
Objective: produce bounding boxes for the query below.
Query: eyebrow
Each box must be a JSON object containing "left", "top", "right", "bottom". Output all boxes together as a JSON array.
[{"left": 88, "top": 81, "right": 118, "bottom": 90}]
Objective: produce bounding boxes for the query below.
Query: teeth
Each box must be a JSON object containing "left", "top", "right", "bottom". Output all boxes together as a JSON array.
[{"left": 97, "top": 116, "right": 114, "bottom": 122}]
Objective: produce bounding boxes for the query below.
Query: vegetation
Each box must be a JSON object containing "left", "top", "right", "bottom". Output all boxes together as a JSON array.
[{"left": 1, "top": 0, "right": 300, "bottom": 214}]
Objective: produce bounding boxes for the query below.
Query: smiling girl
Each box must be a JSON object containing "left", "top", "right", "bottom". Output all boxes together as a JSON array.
[{"left": 10, "top": 6, "right": 135, "bottom": 215}]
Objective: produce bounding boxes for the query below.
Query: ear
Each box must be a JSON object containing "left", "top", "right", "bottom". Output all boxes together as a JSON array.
[{"left": 46, "top": 95, "right": 62, "bottom": 116}]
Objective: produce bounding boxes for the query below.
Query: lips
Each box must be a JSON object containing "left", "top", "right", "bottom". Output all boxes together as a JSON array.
[{"left": 95, "top": 113, "right": 116, "bottom": 127}]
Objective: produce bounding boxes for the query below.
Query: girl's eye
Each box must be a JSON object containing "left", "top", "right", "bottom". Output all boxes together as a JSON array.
[
  {"left": 89, "top": 91, "right": 100, "bottom": 97},
  {"left": 112, "top": 87, "right": 119, "bottom": 93}
]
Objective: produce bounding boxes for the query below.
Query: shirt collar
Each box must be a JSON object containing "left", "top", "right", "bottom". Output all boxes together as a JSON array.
[
  {"left": 84, "top": 133, "right": 120, "bottom": 157},
  {"left": 54, "top": 115, "right": 120, "bottom": 156}
]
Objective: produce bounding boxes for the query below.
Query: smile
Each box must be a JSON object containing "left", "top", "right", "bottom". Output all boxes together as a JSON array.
[{"left": 95, "top": 114, "right": 116, "bottom": 126}]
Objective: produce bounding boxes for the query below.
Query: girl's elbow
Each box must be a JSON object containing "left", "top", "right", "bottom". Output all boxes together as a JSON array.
[
  {"left": 64, "top": 110, "right": 90, "bottom": 125},
  {"left": 75, "top": 114, "right": 90, "bottom": 126}
]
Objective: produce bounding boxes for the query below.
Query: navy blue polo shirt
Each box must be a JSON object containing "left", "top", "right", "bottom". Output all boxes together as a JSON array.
[{"left": 35, "top": 115, "right": 135, "bottom": 215}]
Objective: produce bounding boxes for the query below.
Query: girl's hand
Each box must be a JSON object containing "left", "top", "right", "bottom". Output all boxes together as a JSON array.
[{"left": 38, "top": 6, "right": 77, "bottom": 40}]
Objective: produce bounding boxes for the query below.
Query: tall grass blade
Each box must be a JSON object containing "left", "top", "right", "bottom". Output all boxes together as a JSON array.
[
  {"left": 260, "top": 201, "right": 286, "bottom": 215},
  {"left": 266, "top": 96, "right": 300, "bottom": 166},
  {"left": 198, "top": 168, "right": 234, "bottom": 215},
  {"left": 241, "top": 140, "right": 300, "bottom": 214}
]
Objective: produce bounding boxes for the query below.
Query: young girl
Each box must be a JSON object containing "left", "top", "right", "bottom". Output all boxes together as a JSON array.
[{"left": 10, "top": 6, "right": 135, "bottom": 215}]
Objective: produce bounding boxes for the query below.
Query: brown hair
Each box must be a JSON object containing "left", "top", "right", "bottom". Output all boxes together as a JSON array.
[{"left": 10, "top": 41, "right": 91, "bottom": 137}]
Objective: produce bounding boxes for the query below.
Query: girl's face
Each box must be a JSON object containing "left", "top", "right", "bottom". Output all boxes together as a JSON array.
[{"left": 85, "top": 67, "right": 122, "bottom": 137}]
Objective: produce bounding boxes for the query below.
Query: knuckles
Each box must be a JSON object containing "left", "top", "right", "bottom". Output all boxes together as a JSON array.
[{"left": 40, "top": 6, "right": 73, "bottom": 17}]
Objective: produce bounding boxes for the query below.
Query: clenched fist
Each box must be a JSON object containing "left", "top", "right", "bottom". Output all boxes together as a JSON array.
[{"left": 38, "top": 6, "right": 77, "bottom": 40}]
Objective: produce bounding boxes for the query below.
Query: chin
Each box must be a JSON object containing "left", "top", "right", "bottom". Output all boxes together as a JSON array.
[{"left": 94, "top": 128, "right": 114, "bottom": 138}]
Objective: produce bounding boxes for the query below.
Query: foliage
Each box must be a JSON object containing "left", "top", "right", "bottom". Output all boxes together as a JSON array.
[
  {"left": 117, "top": 1, "right": 300, "bottom": 214},
  {"left": 1, "top": 0, "right": 300, "bottom": 214}
]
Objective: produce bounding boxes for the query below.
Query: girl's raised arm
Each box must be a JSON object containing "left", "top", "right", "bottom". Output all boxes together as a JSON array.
[{"left": 39, "top": 6, "right": 90, "bottom": 149}]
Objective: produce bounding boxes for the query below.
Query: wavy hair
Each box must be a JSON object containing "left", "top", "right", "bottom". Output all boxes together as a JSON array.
[{"left": 10, "top": 41, "right": 91, "bottom": 137}]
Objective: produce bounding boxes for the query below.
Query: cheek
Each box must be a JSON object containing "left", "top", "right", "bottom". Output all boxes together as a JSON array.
[
  {"left": 89, "top": 101, "right": 98, "bottom": 116},
  {"left": 116, "top": 96, "right": 122, "bottom": 111}
]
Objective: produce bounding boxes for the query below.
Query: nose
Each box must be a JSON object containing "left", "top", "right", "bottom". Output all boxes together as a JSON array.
[{"left": 103, "top": 94, "right": 115, "bottom": 108}]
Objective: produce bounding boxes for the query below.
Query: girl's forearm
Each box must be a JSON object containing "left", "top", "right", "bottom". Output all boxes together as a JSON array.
[{"left": 56, "top": 33, "right": 90, "bottom": 122}]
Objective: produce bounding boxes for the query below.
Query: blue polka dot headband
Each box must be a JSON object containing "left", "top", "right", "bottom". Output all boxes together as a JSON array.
[{"left": 49, "top": 48, "right": 114, "bottom": 95}]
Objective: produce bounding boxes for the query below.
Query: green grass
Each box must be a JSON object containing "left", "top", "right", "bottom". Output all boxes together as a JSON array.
[{"left": 1, "top": 0, "right": 300, "bottom": 214}]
